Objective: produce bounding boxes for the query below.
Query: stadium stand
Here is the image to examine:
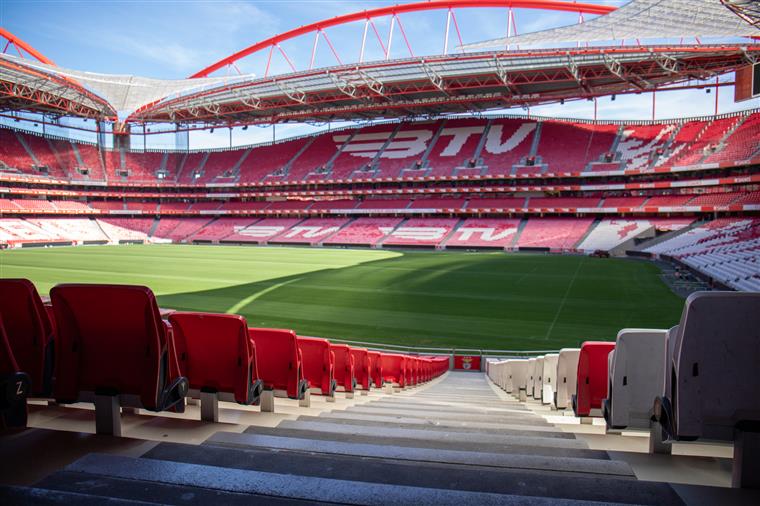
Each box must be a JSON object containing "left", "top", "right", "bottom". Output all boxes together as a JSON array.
[
  {"left": 517, "top": 217, "right": 595, "bottom": 250},
  {"left": 382, "top": 218, "right": 459, "bottom": 247},
  {"left": 444, "top": 218, "right": 520, "bottom": 248},
  {"left": 270, "top": 217, "right": 350, "bottom": 245}
]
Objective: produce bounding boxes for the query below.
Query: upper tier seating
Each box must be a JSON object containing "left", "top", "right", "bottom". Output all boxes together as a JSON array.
[
  {"left": 537, "top": 122, "right": 617, "bottom": 173},
  {"left": 374, "top": 120, "right": 438, "bottom": 178},
  {"left": 331, "top": 124, "right": 397, "bottom": 180},
  {"left": 426, "top": 118, "right": 486, "bottom": 178},
  {"left": 480, "top": 118, "right": 537, "bottom": 176},
  {"left": 670, "top": 117, "right": 739, "bottom": 166},
  {"left": 169, "top": 312, "right": 263, "bottom": 421},
  {"left": 248, "top": 328, "right": 308, "bottom": 401},
  {"left": 286, "top": 131, "right": 340, "bottom": 182},
  {"left": 323, "top": 218, "right": 402, "bottom": 246},
  {"left": 466, "top": 197, "right": 526, "bottom": 210},
  {"left": 49, "top": 284, "right": 188, "bottom": 435},
  {"left": 0, "top": 279, "right": 55, "bottom": 397},
  {"left": 705, "top": 113, "right": 760, "bottom": 163},
  {"left": 350, "top": 347, "right": 371, "bottom": 391},
  {"left": 331, "top": 344, "right": 356, "bottom": 395},
  {"left": 603, "top": 329, "right": 668, "bottom": 430},
  {"left": 382, "top": 218, "right": 459, "bottom": 247},
  {"left": 444, "top": 218, "right": 520, "bottom": 248},
  {"left": 541, "top": 353, "right": 559, "bottom": 406},
  {"left": 0, "top": 316, "right": 30, "bottom": 429},
  {"left": 572, "top": 341, "right": 615, "bottom": 418},
  {"left": 554, "top": 348, "right": 580, "bottom": 410},
  {"left": 517, "top": 218, "right": 595, "bottom": 250},
  {"left": 617, "top": 124, "right": 675, "bottom": 171},
  {"left": 297, "top": 336, "right": 336, "bottom": 397},
  {"left": 238, "top": 138, "right": 306, "bottom": 183}
]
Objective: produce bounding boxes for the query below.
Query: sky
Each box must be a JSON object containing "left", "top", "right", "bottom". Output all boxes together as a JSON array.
[{"left": 1, "top": 0, "right": 759, "bottom": 148}]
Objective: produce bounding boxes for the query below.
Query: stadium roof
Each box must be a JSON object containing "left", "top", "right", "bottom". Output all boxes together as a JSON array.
[{"left": 464, "top": 0, "right": 760, "bottom": 49}]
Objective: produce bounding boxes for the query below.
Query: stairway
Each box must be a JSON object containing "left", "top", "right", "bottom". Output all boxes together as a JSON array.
[{"left": 7, "top": 371, "right": 743, "bottom": 504}]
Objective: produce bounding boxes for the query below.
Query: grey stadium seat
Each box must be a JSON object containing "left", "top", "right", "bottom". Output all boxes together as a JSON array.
[
  {"left": 555, "top": 348, "right": 580, "bottom": 409},
  {"left": 541, "top": 353, "right": 559, "bottom": 406}
]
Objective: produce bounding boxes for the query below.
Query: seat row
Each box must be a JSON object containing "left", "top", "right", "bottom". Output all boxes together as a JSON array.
[
  {"left": 487, "top": 291, "right": 760, "bottom": 489},
  {"left": 0, "top": 279, "right": 448, "bottom": 435}
]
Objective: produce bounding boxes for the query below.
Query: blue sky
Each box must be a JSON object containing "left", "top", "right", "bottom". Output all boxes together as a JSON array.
[{"left": 1, "top": 0, "right": 758, "bottom": 148}]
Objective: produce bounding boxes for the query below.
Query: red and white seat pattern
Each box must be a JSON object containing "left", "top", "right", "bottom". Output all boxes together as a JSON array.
[
  {"left": 517, "top": 218, "right": 595, "bottom": 250},
  {"left": 382, "top": 218, "right": 459, "bottom": 247},
  {"left": 270, "top": 218, "right": 349, "bottom": 244},
  {"left": 324, "top": 218, "right": 403, "bottom": 246},
  {"left": 444, "top": 219, "right": 520, "bottom": 248}
]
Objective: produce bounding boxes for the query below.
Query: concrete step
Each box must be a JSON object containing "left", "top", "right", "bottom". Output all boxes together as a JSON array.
[
  {"left": 305, "top": 413, "right": 572, "bottom": 437},
  {"left": 274, "top": 419, "right": 587, "bottom": 450},
  {"left": 0, "top": 485, "right": 152, "bottom": 505},
  {"left": 51, "top": 453, "right": 665, "bottom": 506},
  {"left": 242, "top": 425, "right": 609, "bottom": 459},
  {"left": 206, "top": 431, "right": 633, "bottom": 477},
  {"left": 341, "top": 406, "right": 550, "bottom": 425}
]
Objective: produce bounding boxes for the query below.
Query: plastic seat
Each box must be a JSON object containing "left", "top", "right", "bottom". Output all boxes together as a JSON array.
[
  {"left": 603, "top": 329, "right": 668, "bottom": 430},
  {"left": 249, "top": 328, "right": 308, "bottom": 400},
  {"left": 0, "top": 317, "right": 30, "bottom": 429},
  {"left": 381, "top": 353, "right": 406, "bottom": 388},
  {"left": 0, "top": 279, "right": 55, "bottom": 396},
  {"left": 169, "top": 312, "right": 263, "bottom": 410},
  {"left": 655, "top": 292, "right": 760, "bottom": 442},
  {"left": 298, "top": 336, "right": 336, "bottom": 396},
  {"left": 555, "top": 348, "right": 581, "bottom": 409},
  {"left": 532, "top": 356, "right": 545, "bottom": 400},
  {"left": 50, "top": 284, "right": 188, "bottom": 435},
  {"left": 350, "top": 347, "right": 371, "bottom": 391},
  {"left": 572, "top": 342, "right": 615, "bottom": 417},
  {"left": 541, "top": 353, "right": 559, "bottom": 406},
  {"left": 367, "top": 351, "right": 383, "bottom": 388},
  {"left": 330, "top": 344, "right": 356, "bottom": 393}
]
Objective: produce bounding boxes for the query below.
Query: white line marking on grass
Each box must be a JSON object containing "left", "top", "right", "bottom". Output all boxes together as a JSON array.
[
  {"left": 544, "top": 258, "right": 584, "bottom": 340},
  {"left": 226, "top": 278, "right": 302, "bottom": 314}
]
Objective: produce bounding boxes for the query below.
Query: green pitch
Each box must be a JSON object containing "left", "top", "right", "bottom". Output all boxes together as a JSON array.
[{"left": 0, "top": 244, "right": 684, "bottom": 350}]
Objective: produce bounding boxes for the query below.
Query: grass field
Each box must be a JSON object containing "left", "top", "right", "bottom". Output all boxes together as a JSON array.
[{"left": 0, "top": 244, "right": 685, "bottom": 350}]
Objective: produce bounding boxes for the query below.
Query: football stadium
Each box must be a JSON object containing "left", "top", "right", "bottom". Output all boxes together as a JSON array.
[{"left": 1, "top": 0, "right": 760, "bottom": 503}]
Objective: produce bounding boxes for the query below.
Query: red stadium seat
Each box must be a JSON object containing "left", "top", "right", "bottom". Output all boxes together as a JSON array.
[
  {"left": 381, "top": 353, "right": 406, "bottom": 388},
  {"left": 367, "top": 351, "right": 383, "bottom": 388},
  {"left": 572, "top": 341, "right": 616, "bottom": 418},
  {"left": 248, "top": 328, "right": 309, "bottom": 405},
  {"left": 49, "top": 284, "right": 188, "bottom": 435},
  {"left": 330, "top": 344, "right": 356, "bottom": 395},
  {"left": 0, "top": 279, "right": 55, "bottom": 396},
  {"left": 298, "top": 336, "right": 336, "bottom": 398},
  {"left": 0, "top": 316, "right": 30, "bottom": 429},
  {"left": 169, "top": 312, "right": 263, "bottom": 421},
  {"left": 349, "top": 347, "right": 371, "bottom": 391}
]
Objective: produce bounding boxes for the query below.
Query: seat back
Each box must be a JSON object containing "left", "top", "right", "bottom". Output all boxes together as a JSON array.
[
  {"left": 381, "top": 353, "right": 406, "bottom": 387},
  {"left": 573, "top": 341, "right": 615, "bottom": 417},
  {"left": 0, "top": 316, "right": 30, "bottom": 428},
  {"left": 605, "top": 329, "right": 668, "bottom": 430},
  {"left": 367, "top": 351, "right": 383, "bottom": 387},
  {"left": 50, "top": 284, "right": 184, "bottom": 411},
  {"left": 526, "top": 358, "right": 536, "bottom": 396},
  {"left": 670, "top": 292, "right": 760, "bottom": 441},
  {"left": 298, "top": 336, "right": 335, "bottom": 396},
  {"left": 249, "top": 328, "right": 307, "bottom": 399},
  {"left": 0, "top": 279, "right": 55, "bottom": 395},
  {"left": 330, "top": 344, "right": 355, "bottom": 392},
  {"left": 532, "top": 356, "right": 544, "bottom": 399},
  {"left": 541, "top": 353, "right": 559, "bottom": 405},
  {"left": 555, "top": 348, "right": 580, "bottom": 409},
  {"left": 508, "top": 360, "right": 529, "bottom": 394},
  {"left": 350, "top": 347, "right": 370, "bottom": 390},
  {"left": 169, "top": 312, "right": 259, "bottom": 405}
]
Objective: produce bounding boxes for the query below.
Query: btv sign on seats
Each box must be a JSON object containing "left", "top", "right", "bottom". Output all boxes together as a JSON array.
[
  {"left": 333, "top": 122, "right": 536, "bottom": 159},
  {"left": 454, "top": 355, "right": 481, "bottom": 371}
]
